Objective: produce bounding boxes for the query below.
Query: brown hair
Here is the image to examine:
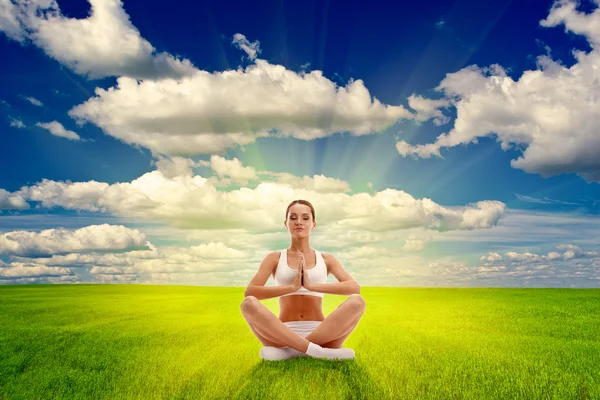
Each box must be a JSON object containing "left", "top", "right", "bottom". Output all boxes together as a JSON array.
[{"left": 285, "top": 199, "right": 315, "bottom": 221}]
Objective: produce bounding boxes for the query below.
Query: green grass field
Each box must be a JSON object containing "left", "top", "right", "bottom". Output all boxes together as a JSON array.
[{"left": 0, "top": 285, "right": 598, "bottom": 399}]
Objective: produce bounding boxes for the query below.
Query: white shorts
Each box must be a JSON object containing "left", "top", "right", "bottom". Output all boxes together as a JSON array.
[{"left": 283, "top": 321, "right": 322, "bottom": 338}]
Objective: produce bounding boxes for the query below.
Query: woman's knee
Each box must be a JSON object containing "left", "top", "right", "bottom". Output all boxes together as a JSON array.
[
  {"left": 348, "top": 293, "right": 366, "bottom": 312},
  {"left": 240, "top": 295, "right": 259, "bottom": 314}
]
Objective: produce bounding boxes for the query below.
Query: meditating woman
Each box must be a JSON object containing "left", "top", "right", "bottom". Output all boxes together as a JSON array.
[{"left": 240, "top": 199, "right": 366, "bottom": 360}]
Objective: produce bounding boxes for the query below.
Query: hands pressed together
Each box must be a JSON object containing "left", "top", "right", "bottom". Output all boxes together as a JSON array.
[{"left": 292, "top": 252, "right": 314, "bottom": 291}]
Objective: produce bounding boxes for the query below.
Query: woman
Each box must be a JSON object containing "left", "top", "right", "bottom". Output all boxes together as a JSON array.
[{"left": 240, "top": 199, "right": 366, "bottom": 360}]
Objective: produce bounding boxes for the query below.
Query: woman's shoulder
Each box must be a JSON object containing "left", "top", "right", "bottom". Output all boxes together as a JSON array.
[{"left": 267, "top": 250, "right": 284, "bottom": 259}]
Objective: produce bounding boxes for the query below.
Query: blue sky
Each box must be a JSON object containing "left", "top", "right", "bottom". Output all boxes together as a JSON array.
[{"left": 1, "top": 0, "right": 599, "bottom": 287}]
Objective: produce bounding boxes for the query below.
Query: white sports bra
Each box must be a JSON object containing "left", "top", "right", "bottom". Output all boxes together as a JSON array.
[{"left": 274, "top": 249, "right": 327, "bottom": 298}]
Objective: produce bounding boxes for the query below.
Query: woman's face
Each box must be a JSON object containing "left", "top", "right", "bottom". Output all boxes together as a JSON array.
[{"left": 285, "top": 204, "right": 315, "bottom": 236}]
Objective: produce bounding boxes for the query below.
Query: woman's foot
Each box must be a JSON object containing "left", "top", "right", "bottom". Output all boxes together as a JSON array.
[
  {"left": 305, "top": 342, "right": 355, "bottom": 360},
  {"left": 260, "top": 344, "right": 355, "bottom": 361},
  {"left": 259, "top": 346, "right": 307, "bottom": 361}
]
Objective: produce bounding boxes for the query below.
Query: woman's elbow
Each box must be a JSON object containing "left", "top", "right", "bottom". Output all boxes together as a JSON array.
[{"left": 244, "top": 285, "right": 254, "bottom": 298}]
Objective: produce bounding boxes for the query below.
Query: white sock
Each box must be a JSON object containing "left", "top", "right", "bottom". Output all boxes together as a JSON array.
[
  {"left": 305, "top": 342, "right": 355, "bottom": 360},
  {"left": 305, "top": 342, "right": 323, "bottom": 357},
  {"left": 260, "top": 346, "right": 307, "bottom": 361},
  {"left": 287, "top": 347, "right": 307, "bottom": 358}
]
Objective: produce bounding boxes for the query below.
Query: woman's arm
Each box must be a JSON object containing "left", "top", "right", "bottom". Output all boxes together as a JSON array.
[
  {"left": 306, "top": 253, "right": 360, "bottom": 295},
  {"left": 244, "top": 284, "right": 296, "bottom": 300},
  {"left": 243, "top": 252, "right": 295, "bottom": 300},
  {"left": 307, "top": 281, "right": 359, "bottom": 295}
]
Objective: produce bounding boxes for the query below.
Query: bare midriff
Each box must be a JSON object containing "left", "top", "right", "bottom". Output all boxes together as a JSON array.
[
  {"left": 278, "top": 295, "right": 325, "bottom": 322},
  {"left": 275, "top": 249, "right": 327, "bottom": 322}
]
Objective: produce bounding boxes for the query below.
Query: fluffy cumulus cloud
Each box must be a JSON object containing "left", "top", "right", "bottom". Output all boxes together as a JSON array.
[
  {"left": 480, "top": 252, "right": 502, "bottom": 263},
  {"left": 3, "top": 236, "right": 598, "bottom": 286},
  {"left": 0, "top": 188, "right": 30, "bottom": 210},
  {"left": 197, "top": 155, "right": 259, "bottom": 185},
  {"left": 2, "top": 1, "right": 445, "bottom": 155},
  {"left": 2, "top": 210, "right": 597, "bottom": 287},
  {"left": 196, "top": 155, "right": 351, "bottom": 192},
  {"left": 36, "top": 121, "right": 82, "bottom": 141},
  {"left": 6, "top": 156, "right": 505, "bottom": 233},
  {"left": 0, "top": 224, "right": 149, "bottom": 257},
  {"left": 328, "top": 191, "right": 505, "bottom": 232},
  {"left": 0, "top": 262, "right": 75, "bottom": 280},
  {"left": 406, "top": 94, "right": 452, "bottom": 126},
  {"left": 395, "top": 0, "right": 600, "bottom": 183},
  {"left": 353, "top": 243, "right": 600, "bottom": 288},
  {"left": 0, "top": 0, "right": 196, "bottom": 80},
  {"left": 1, "top": 233, "right": 263, "bottom": 285},
  {"left": 68, "top": 57, "right": 417, "bottom": 156},
  {"left": 152, "top": 156, "right": 199, "bottom": 179},
  {"left": 0, "top": 155, "right": 507, "bottom": 284},
  {"left": 9, "top": 240, "right": 248, "bottom": 269}
]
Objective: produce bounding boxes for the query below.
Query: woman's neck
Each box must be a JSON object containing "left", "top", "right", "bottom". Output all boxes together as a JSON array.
[{"left": 289, "top": 238, "right": 311, "bottom": 254}]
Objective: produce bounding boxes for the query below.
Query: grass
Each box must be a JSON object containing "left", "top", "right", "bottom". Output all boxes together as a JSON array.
[{"left": 0, "top": 285, "right": 598, "bottom": 399}]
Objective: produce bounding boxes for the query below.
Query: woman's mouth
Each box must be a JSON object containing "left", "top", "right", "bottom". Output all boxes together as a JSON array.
[{"left": 295, "top": 228, "right": 303, "bottom": 231}]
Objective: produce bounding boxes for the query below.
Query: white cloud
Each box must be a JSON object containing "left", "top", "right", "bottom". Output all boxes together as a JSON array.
[
  {"left": 0, "top": 275, "right": 81, "bottom": 284},
  {"left": 152, "top": 156, "right": 199, "bottom": 179},
  {"left": 0, "top": 0, "right": 196, "bottom": 80},
  {"left": 402, "top": 232, "right": 432, "bottom": 251},
  {"left": 472, "top": 243, "right": 600, "bottom": 286},
  {"left": 328, "top": 191, "right": 505, "bottom": 232},
  {"left": 196, "top": 155, "right": 351, "bottom": 192},
  {"left": 68, "top": 56, "right": 416, "bottom": 156},
  {"left": 1, "top": 213, "right": 596, "bottom": 287},
  {"left": 36, "top": 121, "right": 82, "bottom": 141},
  {"left": 477, "top": 265, "right": 506, "bottom": 273},
  {"left": 556, "top": 243, "right": 597, "bottom": 260},
  {"left": 9, "top": 240, "right": 248, "bottom": 275},
  {"left": 483, "top": 244, "right": 597, "bottom": 265},
  {"left": 232, "top": 33, "right": 261, "bottom": 61},
  {"left": 2, "top": 2, "right": 436, "bottom": 156},
  {"left": 540, "top": 0, "right": 600, "bottom": 49},
  {"left": 0, "top": 188, "right": 30, "bottom": 210},
  {"left": 23, "top": 96, "right": 43, "bottom": 106},
  {"left": 344, "top": 245, "right": 386, "bottom": 259},
  {"left": 10, "top": 163, "right": 505, "bottom": 232},
  {"left": 407, "top": 94, "right": 452, "bottom": 125},
  {"left": 480, "top": 252, "right": 502, "bottom": 262},
  {"left": 427, "top": 260, "right": 474, "bottom": 277},
  {"left": 395, "top": 0, "right": 600, "bottom": 183},
  {"left": 0, "top": 224, "right": 149, "bottom": 257},
  {"left": 0, "top": 0, "right": 24, "bottom": 41},
  {"left": 259, "top": 171, "right": 351, "bottom": 194},
  {"left": 433, "top": 209, "right": 600, "bottom": 246},
  {"left": 0, "top": 263, "right": 74, "bottom": 279},
  {"left": 505, "top": 251, "right": 544, "bottom": 263},
  {"left": 13, "top": 252, "right": 135, "bottom": 267},
  {"left": 9, "top": 118, "right": 25, "bottom": 128},
  {"left": 198, "top": 155, "right": 259, "bottom": 184}
]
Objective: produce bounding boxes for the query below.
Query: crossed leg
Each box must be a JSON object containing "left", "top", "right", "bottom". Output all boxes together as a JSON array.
[
  {"left": 240, "top": 296, "right": 311, "bottom": 352},
  {"left": 305, "top": 294, "right": 366, "bottom": 348},
  {"left": 240, "top": 294, "right": 366, "bottom": 351}
]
